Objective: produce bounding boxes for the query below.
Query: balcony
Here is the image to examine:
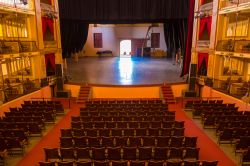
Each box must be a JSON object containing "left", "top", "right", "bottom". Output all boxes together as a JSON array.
[
  {"left": 219, "top": 0, "right": 250, "bottom": 14},
  {"left": 216, "top": 40, "right": 250, "bottom": 53},
  {"left": 0, "top": 0, "right": 35, "bottom": 15},
  {"left": 0, "top": 40, "right": 38, "bottom": 55},
  {"left": 201, "top": 77, "right": 248, "bottom": 99}
]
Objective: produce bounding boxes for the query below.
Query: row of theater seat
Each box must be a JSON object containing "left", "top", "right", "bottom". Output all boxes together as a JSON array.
[
  {"left": 59, "top": 136, "right": 196, "bottom": 148},
  {"left": 76, "top": 115, "right": 175, "bottom": 121},
  {"left": 86, "top": 99, "right": 164, "bottom": 104},
  {"left": 61, "top": 128, "right": 184, "bottom": 138},
  {"left": 70, "top": 122, "right": 182, "bottom": 130},
  {"left": 65, "top": 128, "right": 184, "bottom": 137},
  {"left": 44, "top": 147, "right": 200, "bottom": 162},
  {"left": 39, "top": 160, "right": 219, "bottom": 166}
]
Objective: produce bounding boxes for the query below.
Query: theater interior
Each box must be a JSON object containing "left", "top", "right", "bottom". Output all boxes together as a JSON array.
[{"left": 0, "top": 0, "right": 250, "bottom": 166}]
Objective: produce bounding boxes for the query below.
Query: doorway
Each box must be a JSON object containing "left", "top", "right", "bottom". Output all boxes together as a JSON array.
[{"left": 120, "top": 40, "right": 131, "bottom": 57}]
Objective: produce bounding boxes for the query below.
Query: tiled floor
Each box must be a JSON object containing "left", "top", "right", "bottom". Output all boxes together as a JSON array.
[{"left": 66, "top": 57, "right": 185, "bottom": 85}]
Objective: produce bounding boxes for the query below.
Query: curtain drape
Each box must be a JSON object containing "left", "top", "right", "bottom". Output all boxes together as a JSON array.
[
  {"left": 42, "top": 17, "right": 54, "bottom": 37},
  {"left": 164, "top": 19, "right": 188, "bottom": 59},
  {"left": 60, "top": 19, "right": 89, "bottom": 58},
  {"left": 45, "top": 53, "right": 55, "bottom": 71},
  {"left": 199, "top": 16, "right": 212, "bottom": 39},
  {"left": 181, "top": 0, "right": 195, "bottom": 76},
  {"left": 42, "top": 17, "right": 47, "bottom": 37},
  {"left": 59, "top": 0, "right": 189, "bottom": 23},
  {"left": 198, "top": 53, "right": 209, "bottom": 71},
  {"left": 47, "top": 19, "right": 54, "bottom": 35}
]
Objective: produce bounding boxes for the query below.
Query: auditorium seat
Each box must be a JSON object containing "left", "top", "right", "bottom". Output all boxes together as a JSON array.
[{"left": 138, "top": 147, "right": 152, "bottom": 160}]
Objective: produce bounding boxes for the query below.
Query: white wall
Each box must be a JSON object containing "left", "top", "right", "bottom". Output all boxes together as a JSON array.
[{"left": 83, "top": 24, "right": 167, "bottom": 56}]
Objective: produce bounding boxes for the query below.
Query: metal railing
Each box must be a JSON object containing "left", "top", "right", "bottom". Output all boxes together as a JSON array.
[
  {"left": 198, "top": 76, "right": 249, "bottom": 99},
  {"left": 0, "top": 40, "right": 38, "bottom": 54},
  {"left": 0, "top": 76, "right": 57, "bottom": 103}
]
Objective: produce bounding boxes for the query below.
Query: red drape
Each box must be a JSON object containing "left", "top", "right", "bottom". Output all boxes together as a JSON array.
[
  {"left": 200, "top": 0, "right": 205, "bottom": 5},
  {"left": 182, "top": 0, "right": 195, "bottom": 76},
  {"left": 47, "top": 19, "right": 54, "bottom": 35},
  {"left": 41, "top": 17, "right": 54, "bottom": 37},
  {"left": 45, "top": 53, "right": 55, "bottom": 70},
  {"left": 42, "top": 17, "right": 47, "bottom": 36},
  {"left": 198, "top": 53, "right": 209, "bottom": 71},
  {"left": 199, "top": 16, "right": 212, "bottom": 39}
]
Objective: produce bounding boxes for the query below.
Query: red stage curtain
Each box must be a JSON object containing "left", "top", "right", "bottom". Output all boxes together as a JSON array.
[
  {"left": 45, "top": 53, "right": 55, "bottom": 70},
  {"left": 47, "top": 18, "right": 54, "bottom": 35},
  {"left": 199, "top": 16, "right": 212, "bottom": 39},
  {"left": 45, "top": 54, "right": 49, "bottom": 67},
  {"left": 182, "top": 0, "right": 195, "bottom": 76},
  {"left": 42, "top": 17, "right": 47, "bottom": 37},
  {"left": 198, "top": 53, "right": 209, "bottom": 71},
  {"left": 41, "top": 17, "right": 54, "bottom": 38}
]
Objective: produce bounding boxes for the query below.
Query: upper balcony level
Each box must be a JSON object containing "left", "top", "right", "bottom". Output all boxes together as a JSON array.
[
  {"left": 0, "top": 0, "right": 35, "bottom": 15},
  {"left": 219, "top": 0, "right": 250, "bottom": 14},
  {"left": 216, "top": 40, "right": 250, "bottom": 58}
]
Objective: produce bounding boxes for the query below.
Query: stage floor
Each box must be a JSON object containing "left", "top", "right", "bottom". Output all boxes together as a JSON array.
[{"left": 66, "top": 57, "right": 185, "bottom": 85}]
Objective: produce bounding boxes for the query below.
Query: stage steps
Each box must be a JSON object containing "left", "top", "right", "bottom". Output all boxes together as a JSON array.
[
  {"left": 77, "top": 85, "right": 91, "bottom": 104},
  {"left": 162, "top": 84, "right": 175, "bottom": 104}
]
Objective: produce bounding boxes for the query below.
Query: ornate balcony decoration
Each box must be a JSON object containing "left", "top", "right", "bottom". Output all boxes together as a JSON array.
[{"left": 197, "top": 40, "right": 210, "bottom": 48}]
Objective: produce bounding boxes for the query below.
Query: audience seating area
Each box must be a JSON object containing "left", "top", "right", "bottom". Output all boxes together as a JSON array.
[
  {"left": 0, "top": 100, "right": 64, "bottom": 166},
  {"left": 185, "top": 99, "right": 250, "bottom": 166},
  {"left": 40, "top": 99, "right": 218, "bottom": 166}
]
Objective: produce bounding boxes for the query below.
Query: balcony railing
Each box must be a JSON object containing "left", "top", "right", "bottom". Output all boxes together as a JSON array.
[
  {"left": 199, "top": 76, "right": 249, "bottom": 99},
  {"left": 216, "top": 40, "right": 250, "bottom": 53},
  {"left": 197, "top": 40, "right": 210, "bottom": 48},
  {"left": 220, "top": 0, "right": 250, "bottom": 9},
  {"left": 0, "top": 40, "right": 38, "bottom": 54},
  {"left": 0, "top": 76, "right": 57, "bottom": 103}
]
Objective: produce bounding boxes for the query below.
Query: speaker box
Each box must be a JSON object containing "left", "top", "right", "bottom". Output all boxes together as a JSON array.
[
  {"left": 57, "top": 77, "right": 64, "bottom": 91},
  {"left": 56, "top": 90, "right": 71, "bottom": 98},
  {"left": 184, "top": 91, "right": 197, "bottom": 97},
  {"left": 189, "top": 77, "right": 196, "bottom": 91},
  {"left": 55, "top": 64, "right": 63, "bottom": 77},
  {"left": 189, "top": 64, "right": 197, "bottom": 78}
]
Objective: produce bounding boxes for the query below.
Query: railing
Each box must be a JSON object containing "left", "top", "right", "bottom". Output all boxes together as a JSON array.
[
  {"left": 0, "top": 0, "right": 30, "bottom": 9},
  {"left": 0, "top": 40, "right": 38, "bottom": 54},
  {"left": 198, "top": 76, "right": 249, "bottom": 99},
  {"left": 0, "top": 76, "right": 57, "bottom": 103},
  {"left": 216, "top": 40, "right": 250, "bottom": 53},
  {"left": 220, "top": 0, "right": 250, "bottom": 9}
]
